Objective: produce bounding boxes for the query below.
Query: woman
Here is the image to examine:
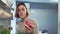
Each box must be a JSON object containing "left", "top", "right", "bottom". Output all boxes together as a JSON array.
[{"left": 16, "top": 2, "right": 38, "bottom": 34}]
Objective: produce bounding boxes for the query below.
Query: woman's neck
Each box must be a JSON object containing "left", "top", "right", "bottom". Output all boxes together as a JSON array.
[{"left": 22, "top": 17, "right": 28, "bottom": 22}]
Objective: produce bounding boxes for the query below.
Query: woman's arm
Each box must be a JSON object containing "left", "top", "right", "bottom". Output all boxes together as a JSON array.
[{"left": 25, "top": 19, "right": 39, "bottom": 34}]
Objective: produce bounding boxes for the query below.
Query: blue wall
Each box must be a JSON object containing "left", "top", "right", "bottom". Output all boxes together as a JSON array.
[
  {"left": 29, "top": 9, "right": 58, "bottom": 34},
  {"left": 28, "top": 3, "right": 58, "bottom": 34}
]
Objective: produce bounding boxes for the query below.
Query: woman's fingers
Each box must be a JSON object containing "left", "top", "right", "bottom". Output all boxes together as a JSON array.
[
  {"left": 26, "top": 28, "right": 32, "bottom": 33},
  {"left": 25, "top": 24, "right": 32, "bottom": 30},
  {"left": 30, "top": 24, "right": 35, "bottom": 28},
  {"left": 25, "top": 22, "right": 35, "bottom": 33}
]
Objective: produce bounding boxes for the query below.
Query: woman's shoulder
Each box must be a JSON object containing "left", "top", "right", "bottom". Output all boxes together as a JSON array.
[
  {"left": 28, "top": 18, "right": 38, "bottom": 25},
  {"left": 28, "top": 18, "right": 39, "bottom": 30}
]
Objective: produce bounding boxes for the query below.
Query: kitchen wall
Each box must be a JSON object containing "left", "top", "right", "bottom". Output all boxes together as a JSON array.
[
  {"left": 27, "top": 3, "right": 58, "bottom": 34},
  {"left": 29, "top": 9, "right": 58, "bottom": 34}
]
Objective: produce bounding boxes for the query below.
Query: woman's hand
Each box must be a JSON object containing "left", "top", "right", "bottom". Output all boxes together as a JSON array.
[{"left": 25, "top": 21, "right": 34, "bottom": 34}]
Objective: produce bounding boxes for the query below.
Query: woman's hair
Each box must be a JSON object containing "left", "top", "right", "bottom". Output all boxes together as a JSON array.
[{"left": 16, "top": 2, "right": 29, "bottom": 18}]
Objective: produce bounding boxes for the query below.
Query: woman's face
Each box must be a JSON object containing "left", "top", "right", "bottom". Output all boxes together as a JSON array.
[{"left": 17, "top": 5, "right": 26, "bottom": 18}]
